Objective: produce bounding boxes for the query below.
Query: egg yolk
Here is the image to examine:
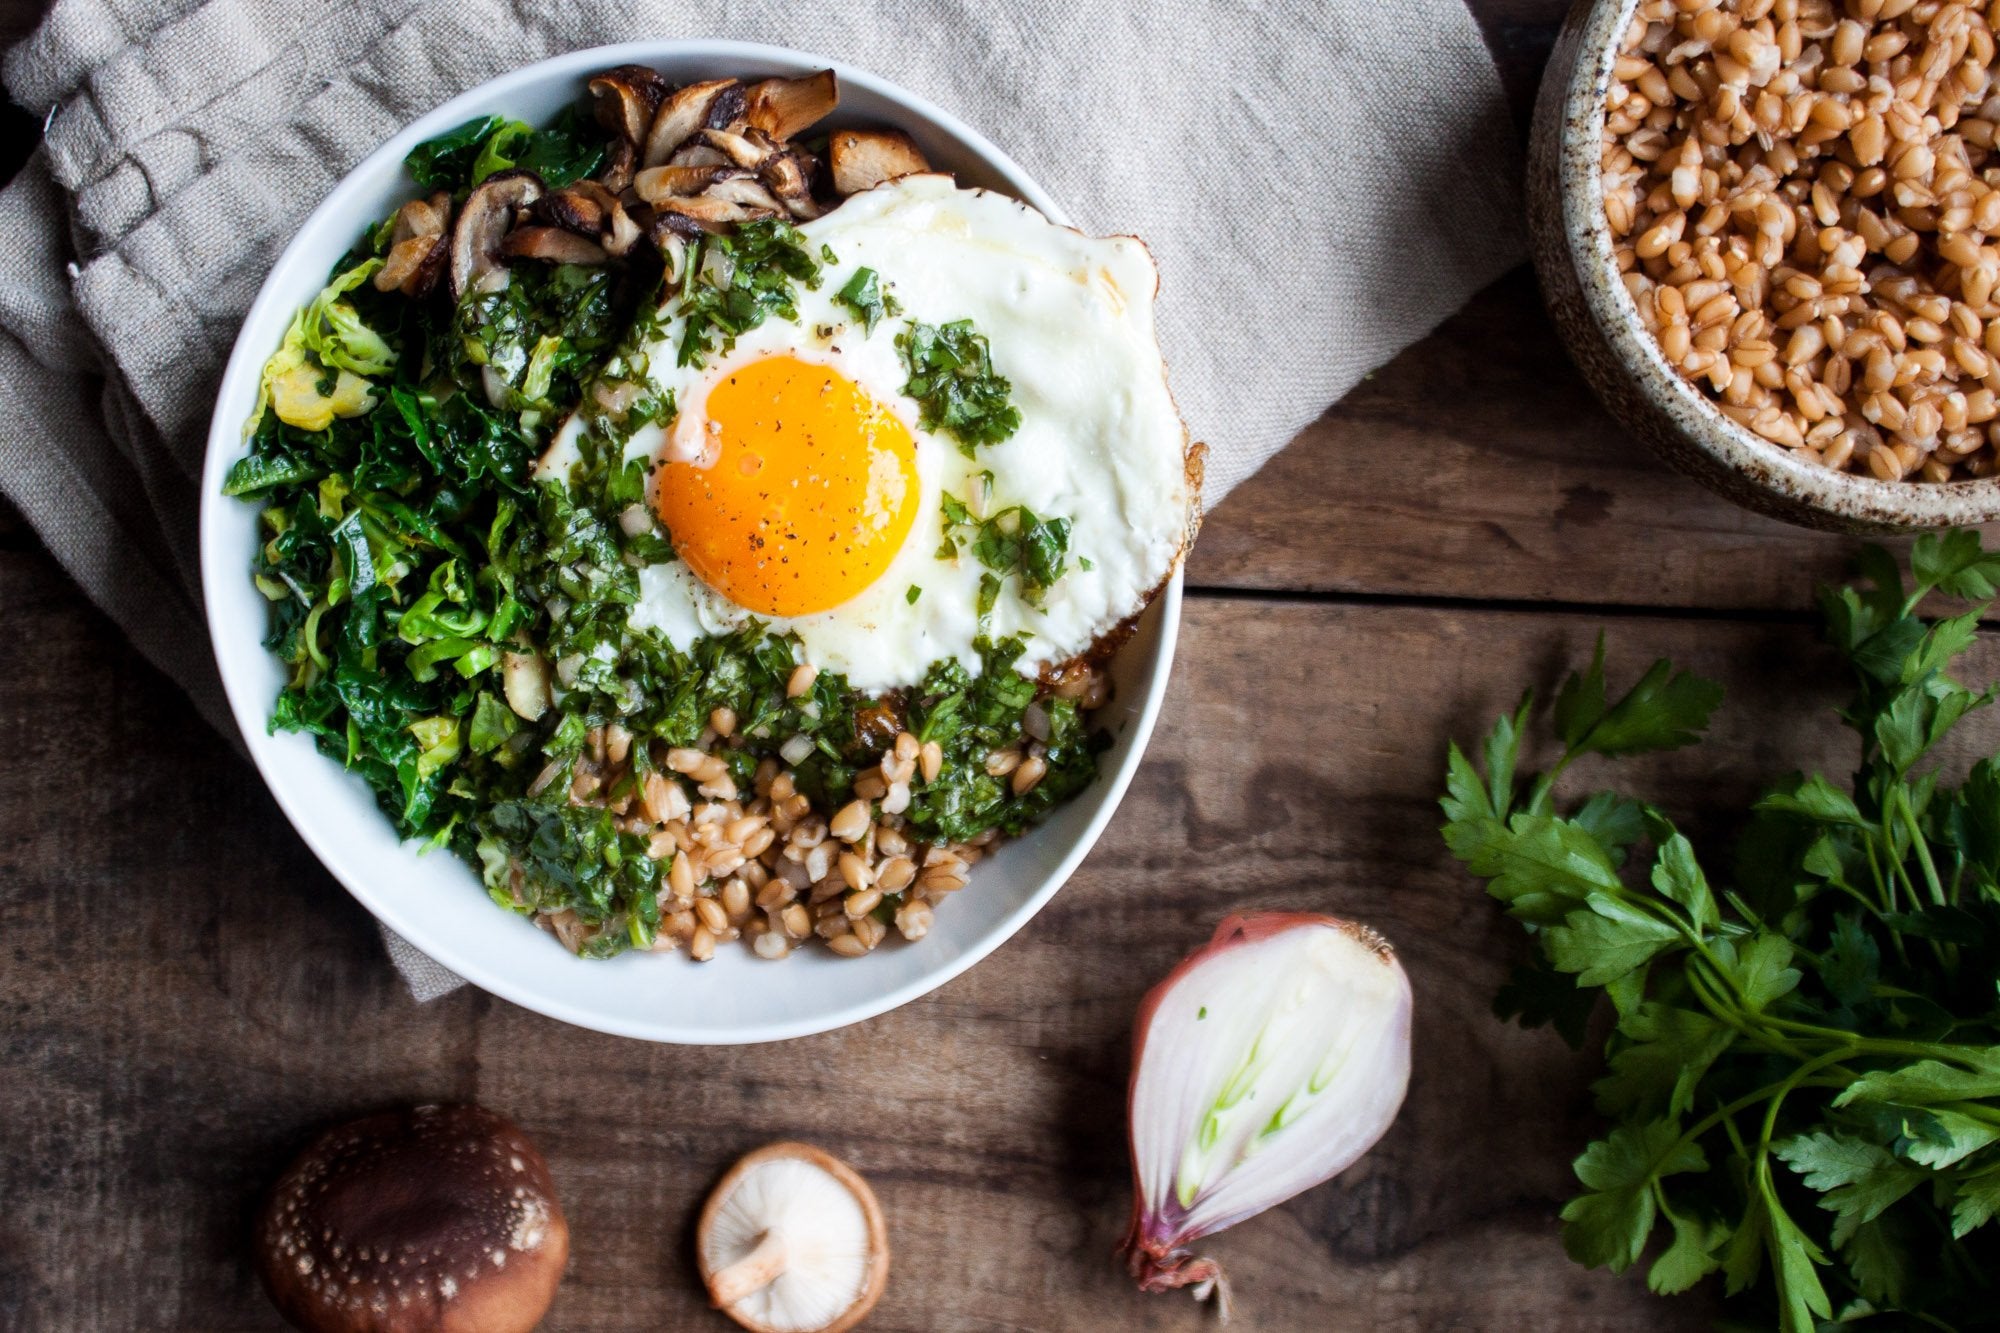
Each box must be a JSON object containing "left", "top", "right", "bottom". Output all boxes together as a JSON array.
[{"left": 653, "top": 355, "right": 920, "bottom": 618}]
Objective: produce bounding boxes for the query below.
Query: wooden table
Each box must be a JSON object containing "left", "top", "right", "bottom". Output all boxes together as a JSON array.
[{"left": 1, "top": 3, "right": 1954, "bottom": 1328}]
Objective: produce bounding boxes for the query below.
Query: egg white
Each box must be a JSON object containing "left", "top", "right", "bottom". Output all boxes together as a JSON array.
[{"left": 538, "top": 174, "right": 1191, "bottom": 694}]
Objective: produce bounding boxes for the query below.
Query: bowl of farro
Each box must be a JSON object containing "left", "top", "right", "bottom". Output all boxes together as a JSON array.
[
  {"left": 1530, "top": 0, "right": 2000, "bottom": 530},
  {"left": 199, "top": 41, "right": 1195, "bottom": 1043}
]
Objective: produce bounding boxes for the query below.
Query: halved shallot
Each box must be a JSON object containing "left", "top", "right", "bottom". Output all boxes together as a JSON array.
[{"left": 1120, "top": 913, "right": 1413, "bottom": 1318}]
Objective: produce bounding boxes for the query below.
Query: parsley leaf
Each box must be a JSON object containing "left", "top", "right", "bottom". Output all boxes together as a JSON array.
[
  {"left": 896, "top": 319, "right": 1021, "bottom": 454},
  {"left": 1773, "top": 1132, "right": 1927, "bottom": 1246},
  {"left": 835, "top": 266, "right": 900, "bottom": 334},
  {"left": 939, "top": 492, "right": 1073, "bottom": 607},
  {"left": 1560, "top": 1119, "right": 1707, "bottom": 1271},
  {"left": 676, "top": 219, "right": 824, "bottom": 369},
  {"left": 1441, "top": 533, "right": 2000, "bottom": 1330}
]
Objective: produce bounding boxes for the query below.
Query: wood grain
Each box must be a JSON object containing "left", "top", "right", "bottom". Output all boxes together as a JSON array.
[
  {"left": 15, "top": 513, "right": 1977, "bottom": 1329},
  {"left": 1186, "top": 270, "right": 1993, "bottom": 613}
]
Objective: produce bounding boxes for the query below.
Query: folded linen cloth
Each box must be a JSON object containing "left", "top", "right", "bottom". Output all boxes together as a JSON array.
[{"left": 0, "top": 0, "right": 1524, "bottom": 1000}]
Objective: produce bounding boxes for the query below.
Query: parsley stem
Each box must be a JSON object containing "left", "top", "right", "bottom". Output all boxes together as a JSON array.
[
  {"left": 1669, "top": 1070, "right": 1851, "bottom": 1166},
  {"left": 1756, "top": 1045, "right": 1857, "bottom": 1156},
  {"left": 1896, "top": 785, "right": 1948, "bottom": 908},
  {"left": 1885, "top": 825, "right": 1926, "bottom": 913},
  {"left": 1758, "top": 1016, "right": 1961, "bottom": 1065},
  {"left": 1683, "top": 960, "right": 1812, "bottom": 1064},
  {"left": 1938, "top": 1099, "right": 2000, "bottom": 1129}
]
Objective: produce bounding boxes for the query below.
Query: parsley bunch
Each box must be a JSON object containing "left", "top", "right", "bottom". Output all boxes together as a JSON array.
[{"left": 1441, "top": 532, "right": 2000, "bottom": 1331}]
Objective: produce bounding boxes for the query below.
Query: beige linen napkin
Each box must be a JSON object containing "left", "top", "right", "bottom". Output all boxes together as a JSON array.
[{"left": 0, "top": 0, "right": 1524, "bottom": 999}]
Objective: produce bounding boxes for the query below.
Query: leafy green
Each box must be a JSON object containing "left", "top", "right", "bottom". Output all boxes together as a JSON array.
[
  {"left": 900, "top": 637, "right": 1103, "bottom": 843},
  {"left": 230, "top": 115, "right": 1105, "bottom": 959},
  {"left": 1441, "top": 533, "right": 2000, "bottom": 1330},
  {"left": 406, "top": 107, "right": 608, "bottom": 194},
  {"left": 938, "top": 492, "right": 1074, "bottom": 608},
  {"left": 675, "top": 219, "right": 826, "bottom": 368},
  {"left": 406, "top": 115, "right": 505, "bottom": 191},
  {"left": 834, "top": 266, "right": 899, "bottom": 334},
  {"left": 250, "top": 259, "right": 397, "bottom": 434},
  {"left": 896, "top": 319, "right": 1021, "bottom": 455},
  {"left": 467, "top": 106, "right": 607, "bottom": 188}
]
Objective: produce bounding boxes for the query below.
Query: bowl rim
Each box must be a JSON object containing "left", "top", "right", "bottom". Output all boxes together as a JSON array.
[
  {"left": 197, "top": 38, "right": 1186, "bottom": 1043},
  {"left": 1555, "top": 0, "right": 2000, "bottom": 525}
]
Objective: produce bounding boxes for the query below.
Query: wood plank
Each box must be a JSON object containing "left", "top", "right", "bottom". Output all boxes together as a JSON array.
[
  {"left": 1186, "top": 270, "right": 1993, "bottom": 613},
  {"left": 15, "top": 523, "right": 1984, "bottom": 1328}
]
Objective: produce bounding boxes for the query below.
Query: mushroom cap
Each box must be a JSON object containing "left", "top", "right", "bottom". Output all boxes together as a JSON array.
[
  {"left": 697, "top": 1143, "right": 888, "bottom": 1333},
  {"left": 449, "top": 170, "right": 545, "bottom": 302},
  {"left": 256, "top": 1104, "right": 569, "bottom": 1333}
]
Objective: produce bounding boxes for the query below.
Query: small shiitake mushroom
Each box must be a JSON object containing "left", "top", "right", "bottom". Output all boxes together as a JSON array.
[
  {"left": 827, "top": 129, "right": 930, "bottom": 197},
  {"left": 642, "top": 78, "right": 740, "bottom": 168},
  {"left": 589, "top": 64, "right": 669, "bottom": 145},
  {"left": 449, "top": 170, "right": 544, "bottom": 300},
  {"left": 499, "top": 226, "right": 610, "bottom": 266},
  {"left": 740, "top": 70, "right": 838, "bottom": 142},
  {"left": 697, "top": 1143, "right": 888, "bottom": 1333},
  {"left": 256, "top": 1104, "right": 568, "bottom": 1333}
]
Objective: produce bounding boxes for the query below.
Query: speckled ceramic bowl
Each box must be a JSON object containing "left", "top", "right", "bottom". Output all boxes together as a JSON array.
[{"left": 1528, "top": 0, "right": 2000, "bottom": 531}]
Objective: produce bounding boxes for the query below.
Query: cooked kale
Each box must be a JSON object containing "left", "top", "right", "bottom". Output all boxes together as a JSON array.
[
  {"left": 406, "top": 107, "right": 607, "bottom": 194},
  {"left": 227, "top": 147, "right": 1101, "bottom": 957}
]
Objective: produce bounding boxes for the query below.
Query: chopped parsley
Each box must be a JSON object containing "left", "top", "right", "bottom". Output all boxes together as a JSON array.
[
  {"left": 901, "top": 637, "right": 1104, "bottom": 843},
  {"left": 227, "top": 157, "right": 1102, "bottom": 959},
  {"left": 940, "top": 491, "right": 1073, "bottom": 607},
  {"left": 896, "top": 319, "right": 1020, "bottom": 456},
  {"left": 835, "top": 267, "right": 901, "bottom": 334},
  {"left": 906, "top": 584, "right": 922, "bottom": 604},
  {"left": 676, "top": 219, "right": 827, "bottom": 369}
]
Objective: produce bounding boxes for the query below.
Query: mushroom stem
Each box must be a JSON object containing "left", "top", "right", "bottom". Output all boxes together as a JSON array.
[{"left": 710, "top": 1229, "right": 790, "bottom": 1309}]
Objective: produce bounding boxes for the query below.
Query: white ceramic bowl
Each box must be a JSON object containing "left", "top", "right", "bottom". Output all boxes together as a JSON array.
[{"left": 199, "top": 40, "right": 1183, "bottom": 1045}]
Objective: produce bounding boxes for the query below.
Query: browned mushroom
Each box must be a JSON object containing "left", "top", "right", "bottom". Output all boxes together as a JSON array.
[
  {"left": 632, "top": 164, "right": 735, "bottom": 203},
  {"left": 701, "top": 126, "right": 778, "bottom": 171},
  {"left": 758, "top": 153, "right": 821, "bottom": 219},
  {"left": 546, "top": 179, "right": 626, "bottom": 234},
  {"left": 650, "top": 209, "right": 706, "bottom": 245},
  {"left": 667, "top": 140, "right": 732, "bottom": 169},
  {"left": 828, "top": 129, "right": 930, "bottom": 196},
  {"left": 255, "top": 1104, "right": 569, "bottom": 1333},
  {"left": 741, "top": 70, "right": 839, "bottom": 141},
  {"left": 642, "top": 78, "right": 739, "bottom": 167},
  {"left": 602, "top": 199, "right": 644, "bottom": 258},
  {"left": 539, "top": 186, "right": 605, "bottom": 237},
  {"left": 450, "top": 170, "right": 544, "bottom": 299},
  {"left": 598, "top": 135, "right": 637, "bottom": 194},
  {"left": 697, "top": 1143, "right": 888, "bottom": 1333},
  {"left": 375, "top": 190, "right": 453, "bottom": 297},
  {"left": 703, "top": 175, "right": 789, "bottom": 214},
  {"left": 651, "top": 193, "right": 781, "bottom": 232},
  {"left": 589, "top": 64, "right": 668, "bottom": 144},
  {"left": 500, "top": 226, "right": 610, "bottom": 265}
]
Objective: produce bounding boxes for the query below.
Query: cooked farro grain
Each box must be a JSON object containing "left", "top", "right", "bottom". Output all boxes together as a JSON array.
[
  {"left": 1603, "top": 0, "right": 2000, "bottom": 480},
  {"left": 508, "top": 661, "right": 1111, "bottom": 961}
]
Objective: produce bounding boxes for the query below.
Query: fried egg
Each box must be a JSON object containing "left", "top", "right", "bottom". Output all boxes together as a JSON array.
[{"left": 539, "top": 174, "right": 1194, "bottom": 694}]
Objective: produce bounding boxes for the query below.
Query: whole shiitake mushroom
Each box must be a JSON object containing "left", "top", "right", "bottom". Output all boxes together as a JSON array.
[
  {"left": 697, "top": 1142, "right": 889, "bottom": 1333},
  {"left": 255, "top": 1103, "right": 568, "bottom": 1333}
]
